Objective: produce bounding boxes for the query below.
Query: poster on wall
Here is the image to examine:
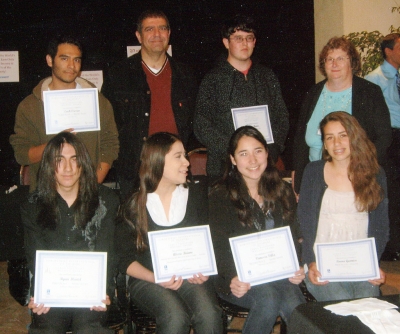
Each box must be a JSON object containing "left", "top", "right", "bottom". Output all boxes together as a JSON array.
[
  {"left": 0, "top": 51, "right": 19, "bottom": 83},
  {"left": 80, "top": 70, "right": 103, "bottom": 91},
  {"left": 127, "top": 45, "right": 172, "bottom": 58}
]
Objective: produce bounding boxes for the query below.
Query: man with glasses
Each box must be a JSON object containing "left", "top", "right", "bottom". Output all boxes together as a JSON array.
[
  {"left": 102, "top": 10, "right": 197, "bottom": 198},
  {"left": 194, "top": 15, "right": 289, "bottom": 180}
]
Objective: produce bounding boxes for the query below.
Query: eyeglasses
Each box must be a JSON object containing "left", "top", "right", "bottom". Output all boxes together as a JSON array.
[
  {"left": 324, "top": 56, "right": 349, "bottom": 65},
  {"left": 230, "top": 35, "right": 255, "bottom": 43}
]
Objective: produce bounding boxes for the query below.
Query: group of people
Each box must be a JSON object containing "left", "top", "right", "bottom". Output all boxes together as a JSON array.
[{"left": 7, "top": 7, "right": 397, "bottom": 334}]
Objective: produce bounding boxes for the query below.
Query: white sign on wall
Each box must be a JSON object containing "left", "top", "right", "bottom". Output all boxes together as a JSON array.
[
  {"left": 127, "top": 45, "right": 172, "bottom": 58},
  {"left": 80, "top": 70, "right": 103, "bottom": 91},
  {"left": 0, "top": 51, "right": 19, "bottom": 82}
]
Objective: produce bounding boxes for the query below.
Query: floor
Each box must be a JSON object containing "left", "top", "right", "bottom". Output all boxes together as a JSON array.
[{"left": 1, "top": 261, "right": 399, "bottom": 333}]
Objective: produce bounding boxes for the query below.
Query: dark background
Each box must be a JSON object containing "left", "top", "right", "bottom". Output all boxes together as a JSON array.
[{"left": 0, "top": 0, "right": 315, "bottom": 187}]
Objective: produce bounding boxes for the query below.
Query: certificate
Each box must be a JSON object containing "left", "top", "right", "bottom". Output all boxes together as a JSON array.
[
  {"left": 34, "top": 251, "right": 107, "bottom": 308},
  {"left": 315, "top": 238, "right": 380, "bottom": 282},
  {"left": 231, "top": 105, "right": 274, "bottom": 144},
  {"left": 229, "top": 226, "right": 299, "bottom": 286},
  {"left": 43, "top": 88, "right": 100, "bottom": 134},
  {"left": 148, "top": 225, "right": 218, "bottom": 283}
]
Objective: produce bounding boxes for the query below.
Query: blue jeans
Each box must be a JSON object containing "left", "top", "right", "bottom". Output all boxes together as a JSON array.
[
  {"left": 304, "top": 275, "right": 380, "bottom": 302},
  {"left": 129, "top": 278, "right": 223, "bottom": 334},
  {"left": 218, "top": 279, "right": 305, "bottom": 334}
]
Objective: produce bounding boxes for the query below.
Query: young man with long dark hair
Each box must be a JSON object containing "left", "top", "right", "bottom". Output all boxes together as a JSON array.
[{"left": 23, "top": 132, "right": 119, "bottom": 333}]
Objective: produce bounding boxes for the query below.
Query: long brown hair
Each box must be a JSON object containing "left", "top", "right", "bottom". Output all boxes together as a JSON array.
[
  {"left": 320, "top": 112, "right": 383, "bottom": 211},
  {"left": 213, "top": 126, "right": 294, "bottom": 227},
  {"left": 121, "top": 132, "right": 182, "bottom": 251}
]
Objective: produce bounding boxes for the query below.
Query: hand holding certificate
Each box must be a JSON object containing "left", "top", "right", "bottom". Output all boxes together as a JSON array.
[
  {"left": 315, "top": 238, "right": 380, "bottom": 282},
  {"left": 148, "top": 225, "right": 218, "bottom": 283},
  {"left": 229, "top": 226, "right": 299, "bottom": 286},
  {"left": 34, "top": 251, "right": 107, "bottom": 308},
  {"left": 43, "top": 88, "right": 100, "bottom": 134}
]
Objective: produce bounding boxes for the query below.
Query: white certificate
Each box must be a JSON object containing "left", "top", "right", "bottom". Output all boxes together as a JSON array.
[
  {"left": 34, "top": 251, "right": 107, "bottom": 308},
  {"left": 43, "top": 88, "right": 100, "bottom": 134},
  {"left": 231, "top": 105, "right": 274, "bottom": 144},
  {"left": 229, "top": 226, "right": 299, "bottom": 286},
  {"left": 315, "top": 238, "right": 380, "bottom": 282},
  {"left": 148, "top": 225, "right": 218, "bottom": 283}
]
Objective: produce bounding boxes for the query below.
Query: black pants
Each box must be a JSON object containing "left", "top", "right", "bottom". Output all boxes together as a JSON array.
[{"left": 29, "top": 308, "right": 111, "bottom": 334}]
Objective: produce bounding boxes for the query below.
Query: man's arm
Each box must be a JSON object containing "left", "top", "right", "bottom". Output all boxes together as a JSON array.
[
  {"left": 28, "top": 144, "right": 47, "bottom": 164},
  {"left": 266, "top": 69, "right": 289, "bottom": 152},
  {"left": 97, "top": 162, "right": 110, "bottom": 183},
  {"left": 10, "top": 98, "right": 46, "bottom": 166},
  {"left": 194, "top": 74, "right": 230, "bottom": 151},
  {"left": 97, "top": 94, "right": 119, "bottom": 182}
]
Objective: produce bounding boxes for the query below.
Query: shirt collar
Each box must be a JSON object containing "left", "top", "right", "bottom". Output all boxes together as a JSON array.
[{"left": 382, "top": 60, "right": 398, "bottom": 78}]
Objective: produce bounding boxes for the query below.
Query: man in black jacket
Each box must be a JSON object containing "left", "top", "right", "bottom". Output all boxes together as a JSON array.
[{"left": 102, "top": 10, "right": 197, "bottom": 198}]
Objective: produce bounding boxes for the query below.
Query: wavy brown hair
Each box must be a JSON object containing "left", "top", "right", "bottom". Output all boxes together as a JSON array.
[
  {"left": 36, "top": 132, "right": 99, "bottom": 229},
  {"left": 120, "top": 132, "right": 183, "bottom": 251},
  {"left": 318, "top": 36, "right": 361, "bottom": 77},
  {"left": 213, "top": 126, "right": 294, "bottom": 227},
  {"left": 320, "top": 112, "right": 383, "bottom": 211}
]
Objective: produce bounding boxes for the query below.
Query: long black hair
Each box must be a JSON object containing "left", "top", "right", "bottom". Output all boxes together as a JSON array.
[
  {"left": 213, "top": 126, "right": 294, "bottom": 227},
  {"left": 36, "top": 132, "right": 99, "bottom": 229}
]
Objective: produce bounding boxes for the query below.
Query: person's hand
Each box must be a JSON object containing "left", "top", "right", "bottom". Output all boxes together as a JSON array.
[
  {"left": 159, "top": 275, "right": 183, "bottom": 290},
  {"left": 28, "top": 297, "right": 50, "bottom": 315},
  {"left": 289, "top": 267, "right": 305, "bottom": 285},
  {"left": 291, "top": 171, "right": 299, "bottom": 203},
  {"left": 368, "top": 268, "right": 386, "bottom": 286},
  {"left": 90, "top": 295, "right": 111, "bottom": 312},
  {"left": 307, "top": 262, "right": 329, "bottom": 285},
  {"left": 63, "top": 128, "right": 76, "bottom": 134},
  {"left": 187, "top": 273, "right": 209, "bottom": 284},
  {"left": 230, "top": 276, "right": 250, "bottom": 298}
]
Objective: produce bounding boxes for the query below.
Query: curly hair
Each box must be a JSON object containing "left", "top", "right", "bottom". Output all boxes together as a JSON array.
[
  {"left": 120, "top": 132, "right": 183, "bottom": 251},
  {"left": 213, "top": 126, "right": 294, "bottom": 228},
  {"left": 318, "top": 37, "right": 361, "bottom": 77},
  {"left": 320, "top": 112, "right": 383, "bottom": 211},
  {"left": 36, "top": 132, "right": 99, "bottom": 230}
]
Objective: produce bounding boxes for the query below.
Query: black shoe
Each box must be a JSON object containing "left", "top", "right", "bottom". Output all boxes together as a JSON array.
[{"left": 380, "top": 250, "right": 400, "bottom": 261}]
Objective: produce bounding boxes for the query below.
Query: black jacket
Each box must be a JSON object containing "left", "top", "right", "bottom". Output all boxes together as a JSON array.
[
  {"left": 102, "top": 53, "right": 197, "bottom": 180},
  {"left": 293, "top": 75, "right": 392, "bottom": 193}
]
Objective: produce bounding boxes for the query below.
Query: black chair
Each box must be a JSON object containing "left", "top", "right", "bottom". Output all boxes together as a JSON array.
[
  {"left": 128, "top": 300, "right": 157, "bottom": 334},
  {"left": 217, "top": 296, "right": 287, "bottom": 334}
]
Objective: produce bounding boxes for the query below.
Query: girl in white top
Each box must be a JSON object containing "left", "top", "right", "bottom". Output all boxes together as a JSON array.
[{"left": 298, "top": 111, "right": 388, "bottom": 301}]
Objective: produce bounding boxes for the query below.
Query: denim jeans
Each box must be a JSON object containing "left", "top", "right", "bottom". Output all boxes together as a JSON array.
[
  {"left": 218, "top": 279, "right": 305, "bottom": 334},
  {"left": 129, "top": 278, "right": 223, "bottom": 334},
  {"left": 304, "top": 275, "right": 380, "bottom": 302},
  {"left": 29, "top": 308, "right": 111, "bottom": 333}
]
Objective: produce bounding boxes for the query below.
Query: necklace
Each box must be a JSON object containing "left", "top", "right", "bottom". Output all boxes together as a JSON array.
[{"left": 322, "top": 85, "right": 352, "bottom": 117}]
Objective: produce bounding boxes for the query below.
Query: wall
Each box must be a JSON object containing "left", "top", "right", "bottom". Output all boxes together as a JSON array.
[{"left": 314, "top": 0, "right": 400, "bottom": 82}]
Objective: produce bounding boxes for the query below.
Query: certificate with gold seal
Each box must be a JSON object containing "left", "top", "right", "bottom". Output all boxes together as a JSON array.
[{"left": 34, "top": 251, "right": 107, "bottom": 308}]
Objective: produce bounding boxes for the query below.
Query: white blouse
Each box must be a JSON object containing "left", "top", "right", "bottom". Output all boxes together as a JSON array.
[
  {"left": 146, "top": 184, "right": 189, "bottom": 227},
  {"left": 315, "top": 188, "right": 368, "bottom": 244}
]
